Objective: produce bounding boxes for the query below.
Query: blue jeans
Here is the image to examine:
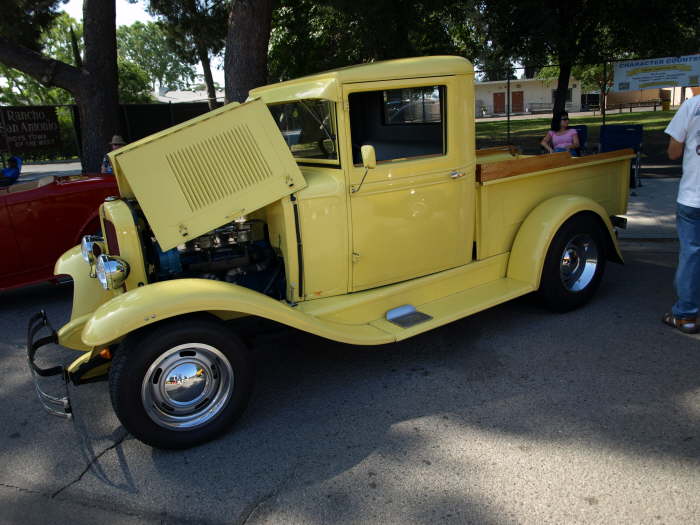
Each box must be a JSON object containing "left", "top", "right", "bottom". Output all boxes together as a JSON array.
[
  {"left": 553, "top": 147, "right": 578, "bottom": 157},
  {"left": 672, "top": 202, "right": 700, "bottom": 318}
]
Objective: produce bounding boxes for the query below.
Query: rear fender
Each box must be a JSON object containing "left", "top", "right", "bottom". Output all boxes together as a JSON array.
[
  {"left": 81, "top": 278, "right": 394, "bottom": 348},
  {"left": 507, "top": 195, "right": 623, "bottom": 289}
]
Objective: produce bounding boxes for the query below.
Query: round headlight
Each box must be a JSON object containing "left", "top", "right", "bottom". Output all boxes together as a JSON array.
[
  {"left": 95, "top": 254, "right": 129, "bottom": 290},
  {"left": 81, "top": 235, "right": 104, "bottom": 264}
]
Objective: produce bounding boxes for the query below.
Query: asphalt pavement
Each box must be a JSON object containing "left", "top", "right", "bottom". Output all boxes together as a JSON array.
[{"left": 2, "top": 245, "right": 698, "bottom": 525}]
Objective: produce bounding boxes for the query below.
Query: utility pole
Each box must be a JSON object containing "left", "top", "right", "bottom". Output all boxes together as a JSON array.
[
  {"left": 506, "top": 70, "right": 511, "bottom": 144},
  {"left": 602, "top": 60, "right": 607, "bottom": 125}
]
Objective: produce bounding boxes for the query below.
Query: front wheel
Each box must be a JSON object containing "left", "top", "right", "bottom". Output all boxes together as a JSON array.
[
  {"left": 538, "top": 215, "right": 607, "bottom": 312},
  {"left": 109, "top": 316, "right": 253, "bottom": 449}
]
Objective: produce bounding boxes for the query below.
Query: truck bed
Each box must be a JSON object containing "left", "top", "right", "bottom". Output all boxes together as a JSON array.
[{"left": 474, "top": 149, "right": 634, "bottom": 260}]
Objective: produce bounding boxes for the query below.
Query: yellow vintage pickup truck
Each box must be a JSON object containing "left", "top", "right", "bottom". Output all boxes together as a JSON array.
[{"left": 28, "top": 56, "right": 633, "bottom": 449}]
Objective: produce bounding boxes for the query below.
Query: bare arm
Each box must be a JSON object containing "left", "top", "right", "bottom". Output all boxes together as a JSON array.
[
  {"left": 540, "top": 133, "right": 553, "bottom": 153},
  {"left": 570, "top": 132, "right": 580, "bottom": 150},
  {"left": 667, "top": 137, "right": 684, "bottom": 160}
]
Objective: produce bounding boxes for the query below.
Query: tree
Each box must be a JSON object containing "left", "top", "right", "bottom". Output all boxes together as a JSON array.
[
  {"left": 225, "top": 0, "right": 482, "bottom": 103},
  {"left": 477, "top": 51, "right": 516, "bottom": 81},
  {"left": 0, "top": 11, "right": 78, "bottom": 105},
  {"left": 225, "top": 0, "right": 274, "bottom": 103},
  {"left": 483, "top": 0, "right": 614, "bottom": 116},
  {"left": 1, "top": 14, "right": 150, "bottom": 105},
  {"left": 0, "top": 0, "right": 120, "bottom": 172},
  {"left": 145, "top": 1, "right": 228, "bottom": 109},
  {"left": 117, "top": 59, "right": 153, "bottom": 103},
  {"left": 483, "top": 0, "right": 700, "bottom": 117},
  {"left": 116, "top": 21, "right": 197, "bottom": 92},
  {"left": 268, "top": 0, "right": 479, "bottom": 82},
  {"left": 0, "top": 0, "right": 61, "bottom": 50}
]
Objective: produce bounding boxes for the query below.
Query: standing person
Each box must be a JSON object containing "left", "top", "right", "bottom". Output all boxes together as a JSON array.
[
  {"left": 541, "top": 111, "right": 580, "bottom": 155},
  {"left": 101, "top": 135, "right": 126, "bottom": 174},
  {"left": 662, "top": 94, "right": 700, "bottom": 333}
]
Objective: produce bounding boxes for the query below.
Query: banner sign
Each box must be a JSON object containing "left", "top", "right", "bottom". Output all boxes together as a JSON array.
[
  {"left": 612, "top": 54, "right": 700, "bottom": 92},
  {"left": 0, "top": 106, "right": 61, "bottom": 152}
]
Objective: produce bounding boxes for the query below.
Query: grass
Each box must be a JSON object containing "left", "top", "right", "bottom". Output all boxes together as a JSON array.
[{"left": 475, "top": 110, "right": 674, "bottom": 162}]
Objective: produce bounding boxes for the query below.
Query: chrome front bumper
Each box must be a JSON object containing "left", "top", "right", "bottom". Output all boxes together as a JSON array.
[{"left": 26, "top": 311, "right": 72, "bottom": 419}]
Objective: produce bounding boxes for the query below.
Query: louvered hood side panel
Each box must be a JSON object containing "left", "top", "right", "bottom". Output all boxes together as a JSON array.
[{"left": 111, "top": 99, "right": 306, "bottom": 251}]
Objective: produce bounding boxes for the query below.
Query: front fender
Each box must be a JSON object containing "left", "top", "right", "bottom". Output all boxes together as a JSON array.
[
  {"left": 507, "top": 194, "right": 623, "bottom": 289},
  {"left": 81, "top": 279, "right": 395, "bottom": 347},
  {"left": 55, "top": 246, "right": 113, "bottom": 351}
]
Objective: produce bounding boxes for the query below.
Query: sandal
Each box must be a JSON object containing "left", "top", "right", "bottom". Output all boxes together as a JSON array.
[{"left": 662, "top": 313, "right": 699, "bottom": 334}]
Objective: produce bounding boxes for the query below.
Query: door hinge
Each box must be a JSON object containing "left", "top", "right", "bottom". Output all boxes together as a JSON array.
[{"left": 352, "top": 251, "right": 360, "bottom": 263}]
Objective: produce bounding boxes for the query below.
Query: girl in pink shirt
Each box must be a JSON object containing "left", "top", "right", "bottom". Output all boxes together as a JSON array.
[{"left": 541, "top": 111, "right": 580, "bottom": 155}]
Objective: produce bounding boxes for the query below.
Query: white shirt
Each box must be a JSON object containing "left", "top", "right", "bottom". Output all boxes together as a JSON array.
[{"left": 665, "top": 95, "right": 700, "bottom": 208}]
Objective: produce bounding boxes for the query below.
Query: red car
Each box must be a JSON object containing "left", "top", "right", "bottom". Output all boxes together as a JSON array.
[{"left": 0, "top": 174, "right": 118, "bottom": 290}]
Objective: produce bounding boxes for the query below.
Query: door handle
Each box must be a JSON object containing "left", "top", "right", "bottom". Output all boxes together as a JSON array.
[{"left": 450, "top": 171, "right": 465, "bottom": 179}]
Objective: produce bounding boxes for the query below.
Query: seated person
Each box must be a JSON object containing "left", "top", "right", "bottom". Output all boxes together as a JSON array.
[
  {"left": 540, "top": 112, "right": 579, "bottom": 155},
  {"left": 0, "top": 156, "right": 22, "bottom": 187}
]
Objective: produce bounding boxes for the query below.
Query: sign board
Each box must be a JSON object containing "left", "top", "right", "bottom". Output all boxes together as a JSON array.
[
  {"left": 612, "top": 54, "right": 700, "bottom": 92},
  {"left": 0, "top": 106, "right": 61, "bottom": 152}
]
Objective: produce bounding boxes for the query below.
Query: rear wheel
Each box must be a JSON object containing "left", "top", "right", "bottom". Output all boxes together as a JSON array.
[
  {"left": 109, "top": 316, "right": 253, "bottom": 449},
  {"left": 538, "top": 215, "right": 607, "bottom": 312}
]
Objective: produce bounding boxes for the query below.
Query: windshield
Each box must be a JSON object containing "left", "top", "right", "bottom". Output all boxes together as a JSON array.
[{"left": 268, "top": 100, "right": 338, "bottom": 161}]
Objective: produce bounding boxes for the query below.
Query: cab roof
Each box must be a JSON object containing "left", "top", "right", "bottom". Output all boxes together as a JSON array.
[{"left": 249, "top": 55, "right": 474, "bottom": 104}]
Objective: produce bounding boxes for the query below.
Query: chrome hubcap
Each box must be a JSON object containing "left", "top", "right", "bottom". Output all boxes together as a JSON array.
[
  {"left": 559, "top": 234, "right": 598, "bottom": 292},
  {"left": 141, "top": 343, "right": 234, "bottom": 430}
]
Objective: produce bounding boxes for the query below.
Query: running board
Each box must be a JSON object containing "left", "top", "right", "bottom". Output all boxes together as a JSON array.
[
  {"left": 370, "top": 277, "right": 533, "bottom": 341},
  {"left": 386, "top": 305, "right": 433, "bottom": 328}
]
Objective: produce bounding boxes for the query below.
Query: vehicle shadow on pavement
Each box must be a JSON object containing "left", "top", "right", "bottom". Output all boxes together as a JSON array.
[
  {"left": 133, "top": 253, "right": 696, "bottom": 522},
  {"left": 0, "top": 282, "right": 137, "bottom": 500}
]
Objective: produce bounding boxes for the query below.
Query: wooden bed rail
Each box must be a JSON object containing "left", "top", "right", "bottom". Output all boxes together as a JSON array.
[{"left": 476, "top": 149, "right": 635, "bottom": 183}]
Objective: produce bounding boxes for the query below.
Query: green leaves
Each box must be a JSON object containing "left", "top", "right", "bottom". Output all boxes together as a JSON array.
[
  {"left": 0, "top": 0, "right": 63, "bottom": 51},
  {"left": 117, "top": 59, "right": 153, "bottom": 103},
  {"left": 268, "top": 0, "right": 478, "bottom": 81},
  {"left": 116, "top": 21, "right": 197, "bottom": 91}
]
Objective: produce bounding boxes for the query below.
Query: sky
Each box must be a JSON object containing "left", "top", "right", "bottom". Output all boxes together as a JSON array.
[
  {"left": 61, "top": 0, "right": 225, "bottom": 88},
  {"left": 63, "top": 0, "right": 154, "bottom": 28}
]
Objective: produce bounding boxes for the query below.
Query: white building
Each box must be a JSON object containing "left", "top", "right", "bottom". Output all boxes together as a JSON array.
[
  {"left": 475, "top": 77, "right": 582, "bottom": 116},
  {"left": 154, "top": 88, "right": 225, "bottom": 104}
]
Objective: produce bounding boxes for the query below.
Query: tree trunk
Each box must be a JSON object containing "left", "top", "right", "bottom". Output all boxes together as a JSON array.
[
  {"left": 197, "top": 44, "right": 218, "bottom": 110},
  {"left": 553, "top": 61, "right": 572, "bottom": 117},
  {"left": 0, "top": 1, "right": 118, "bottom": 173},
  {"left": 224, "top": 0, "right": 274, "bottom": 103},
  {"left": 79, "top": 0, "right": 119, "bottom": 173}
]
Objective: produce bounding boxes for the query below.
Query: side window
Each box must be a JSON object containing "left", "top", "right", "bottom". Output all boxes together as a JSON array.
[
  {"left": 349, "top": 85, "right": 446, "bottom": 164},
  {"left": 268, "top": 100, "right": 338, "bottom": 161}
]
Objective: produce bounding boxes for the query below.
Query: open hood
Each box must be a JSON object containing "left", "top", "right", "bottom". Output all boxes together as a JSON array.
[{"left": 110, "top": 99, "right": 307, "bottom": 251}]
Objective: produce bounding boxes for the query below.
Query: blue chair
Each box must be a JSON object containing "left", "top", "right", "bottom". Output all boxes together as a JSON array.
[
  {"left": 570, "top": 125, "right": 588, "bottom": 156},
  {"left": 599, "top": 124, "right": 643, "bottom": 188}
]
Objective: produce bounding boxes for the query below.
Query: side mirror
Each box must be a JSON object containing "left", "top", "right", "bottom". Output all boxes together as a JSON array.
[{"left": 361, "top": 145, "right": 376, "bottom": 169}]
